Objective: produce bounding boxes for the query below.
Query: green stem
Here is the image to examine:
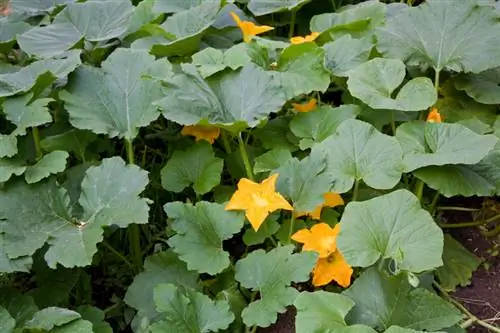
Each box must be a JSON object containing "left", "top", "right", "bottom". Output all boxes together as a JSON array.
[
  {"left": 436, "top": 206, "right": 479, "bottom": 212},
  {"left": 32, "top": 127, "right": 43, "bottom": 160},
  {"left": 263, "top": 223, "right": 277, "bottom": 246},
  {"left": 288, "top": 214, "right": 296, "bottom": 245},
  {"left": 429, "top": 191, "right": 440, "bottom": 214},
  {"left": 289, "top": 9, "right": 297, "bottom": 38},
  {"left": 434, "top": 70, "right": 441, "bottom": 92},
  {"left": 101, "top": 241, "right": 134, "bottom": 269},
  {"left": 124, "top": 138, "right": 142, "bottom": 271},
  {"left": 221, "top": 130, "right": 232, "bottom": 154},
  {"left": 352, "top": 179, "right": 360, "bottom": 201},
  {"left": 481, "top": 219, "right": 500, "bottom": 237},
  {"left": 434, "top": 281, "right": 500, "bottom": 333},
  {"left": 438, "top": 221, "right": 488, "bottom": 229},
  {"left": 390, "top": 110, "right": 396, "bottom": 135},
  {"left": 414, "top": 179, "right": 425, "bottom": 202},
  {"left": 238, "top": 134, "right": 254, "bottom": 180}
]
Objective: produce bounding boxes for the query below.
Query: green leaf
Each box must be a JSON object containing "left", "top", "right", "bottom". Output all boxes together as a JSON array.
[
  {"left": 24, "top": 307, "right": 81, "bottom": 331},
  {"left": 24, "top": 150, "right": 69, "bottom": 184},
  {"left": 0, "top": 21, "right": 31, "bottom": 52},
  {"left": 243, "top": 218, "right": 280, "bottom": 246},
  {"left": 454, "top": 67, "right": 500, "bottom": 104},
  {"left": 457, "top": 118, "right": 493, "bottom": 135},
  {"left": 323, "top": 35, "right": 373, "bottom": 76},
  {"left": 0, "top": 158, "right": 26, "bottom": 183},
  {"left": 275, "top": 155, "right": 332, "bottom": 212},
  {"left": 161, "top": 142, "right": 223, "bottom": 196},
  {"left": 376, "top": 0, "right": 500, "bottom": 73},
  {"left": 11, "top": 0, "right": 75, "bottom": 16},
  {"left": 0, "top": 234, "right": 32, "bottom": 273},
  {"left": 310, "top": 1, "right": 386, "bottom": 40},
  {"left": 413, "top": 144, "right": 500, "bottom": 197},
  {"left": 385, "top": 326, "right": 445, "bottom": 333},
  {"left": 192, "top": 44, "right": 252, "bottom": 78},
  {"left": 254, "top": 149, "right": 293, "bottom": 174},
  {"left": 294, "top": 291, "right": 377, "bottom": 333},
  {"left": 147, "top": 2, "right": 221, "bottom": 57},
  {"left": 272, "top": 44, "right": 330, "bottom": 99},
  {"left": 76, "top": 306, "right": 113, "bottom": 333},
  {"left": 235, "top": 245, "right": 317, "bottom": 328},
  {"left": 18, "top": 1, "right": 134, "bottom": 58},
  {"left": 311, "top": 119, "right": 404, "bottom": 193},
  {"left": 164, "top": 201, "right": 244, "bottom": 275},
  {"left": 0, "top": 306, "right": 15, "bottom": 333},
  {"left": 395, "top": 121, "right": 499, "bottom": 172},
  {"left": 155, "top": 64, "right": 286, "bottom": 133},
  {"left": 338, "top": 189, "right": 443, "bottom": 272},
  {"left": 248, "top": 0, "right": 311, "bottom": 16},
  {"left": 436, "top": 235, "right": 481, "bottom": 292},
  {"left": 50, "top": 319, "right": 94, "bottom": 333},
  {"left": 3, "top": 94, "right": 53, "bottom": 136},
  {"left": 347, "top": 58, "right": 437, "bottom": 111},
  {"left": 435, "top": 94, "right": 497, "bottom": 126},
  {"left": 254, "top": 117, "right": 298, "bottom": 151},
  {"left": 125, "top": 250, "right": 199, "bottom": 329},
  {"left": 41, "top": 130, "right": 98, "bottom": 161},
  {"left": 343, "top": 268, "right": 462, "bottom": 331},
  {"left": 290, "top": 104, "right": 360, "bottom": 149},
  {"left": 0, "top": 157, "right": 150, "bottom": 268},
  {"left": 0, "top": 51, "right": 81, "bottom": 97},
  {"left": 0, "top": 135, "right": 17, "bottom": 158},
  {"left": 0, "top": 288, "right": 38, "bottom": 328},
  {"left": 152, "top": 0, "right": 213, "bottom": 14},
  {"left": 149, "top": 284, "right": 234, "bottom": 333},
  {"left": 60, "top": 48, "right": 165, "bottom": 139}
]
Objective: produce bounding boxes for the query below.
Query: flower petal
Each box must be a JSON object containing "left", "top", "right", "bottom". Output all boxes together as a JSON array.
[
  {"left": 245, "top": 206, "right": 270, "bottom": 231},
  {"left": 312, "top": 251, "right": 353, "bottom": 287},
  {"left": 293, "top": 98, "right": 317, "bottom": 112}
]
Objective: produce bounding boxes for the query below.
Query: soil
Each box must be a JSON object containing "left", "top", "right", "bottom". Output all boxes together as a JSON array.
[{"left": 257, "top": 199, "right": 500, "bottom": 333}]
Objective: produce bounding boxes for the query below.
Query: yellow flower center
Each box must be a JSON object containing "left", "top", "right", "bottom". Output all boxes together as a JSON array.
[
  {"left": 251, "top": 193, "right": 269, "bottom": 207},
  {"left": 326, "top": 251, "right": 338, "bottom": 263}
]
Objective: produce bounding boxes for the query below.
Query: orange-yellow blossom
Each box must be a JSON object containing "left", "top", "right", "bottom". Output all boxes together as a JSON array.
[
  {"left": 290, "top": 32, "right": 320, "bottom": 44},
  {"left": 427, "top": 107, "right": 442, "bottom": 123},
  {"left": 292, "top": 223, "right": 353, "bottom": 287},
  {"left": 296, "top": 192, "right": 344, "bottom": 220},
  {"left": 225, "top": 173, "right": 293, "bottom": 231},
  {"left": 230, "top": 12, "right": 274, "bottom": 43},
  {"left": 181, "top": 125, "right": 220, "bottom": 144},
  {"left": 293, "top": 98, "right": 317, "bottom": 112},
  {"left": 0, "top": 3, "right": 11, "bottom": 16}
]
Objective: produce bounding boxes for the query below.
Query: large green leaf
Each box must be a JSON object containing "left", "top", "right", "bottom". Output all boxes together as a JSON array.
[
  {"left": 24, "top": 307, "right": 82, "bottom": 331},
  {"left": 60, "top": 48, "right": 166, "bottom": 139},
  {"left": 18, "top": 1, "right": 134, "bottom": 58},
  {"left": 413, "top": 144, "right": 500, "bottom": 197},
  {"left": 254, "top": 149, "right": 293, "bottom": 174},
  {"left": 0, "top": 135, "right": 17, "bottom": 158},
  {"left": 3, "top": 94, "right": 53, "bottom": 136},
  {"left": 0, "top": 306, "right": 15, "bottom": 333},
  {"left": 338, "top": 189, "right": 443, "bottom": 273},
  {"left": 323, "top": 35, "right": 373, "bottom": 77},
  {"left": 310, "top": 1, "right": 386, "bottom": 40},
  {"left": 0, "top": 288, "right": 38, "bottom": 329},
  {"left": 294, "top": 291, "right": 377, "bottom": 333},
  {"left": 152, "top": 0, "right": 213, "bottom": 14},
  {"left": 0, "top": 234, "right": 32, "bottom": 273},
  {"left": 234, "top": 245, "right": 317, "bottom": 328},
  {"left": 155, "top": 64, "right": 287, "bottom": 133},
  {"left": 454, "top": 67, "right": 500, "bottom": 104},
  {"left": 41, "top": 130, "right": 98, "bottom": 162},
  {"left": 0, "top": 21, "right": 30, "bottom": 52},
  {"left": 310, "top": 119, "right": 404, "bottom": 193},
  {"left": 274, "top": 155, "right": 333, "bottom": 213},
  {"left": 344, "top": 268, "right": 462, "bottom": 331},
  {"left": 164, "top": 201, "right": 244, "bottom": 275},
  {"left": 148, "top": 284, "right": 234, "bottom": 333},
  {"left": 290, "top": 104, "right": 360, "bottom": 149},
  {"left": 347, "top": 58, "right": 436, "bottom": 111},
  {"left": 0, "top": 157, "right": 150, "bottom": 268},
  {"left": 435, "top": 235, "right": 481, "bottom": 292},
  {"left": 11, "top": 0, "right": 75, "bottom": 16},
  {"left": 272, "top": 43, "right": 330, "bottom": 99},
  {"left": 24, "top": 150, "right": 69, "bottom": 184},
  {"left": 376, "top": 0, "right": 500, "bottom": 73},
  {"left": 0, "top": 158, "right": 26, "bottom": 183},
  {"left": 395, "top": 121, "right": 498, "bottom": 172},
  {"left": 125, "top": 250, "right": 199, "bottom": 329},
  {"left": 76, "top": 306, "right": 113, "bottom": 333},
  {"left": 0, "top": 51, "right": 81, "bottom": 97},
  {"left": 248, "top": 0, "right": 311, "bottom": 16},
  {"left": 161, "top": 142, "right": 223, "bottom": 196},
  {"left": 191, "top": 44, "right": 252, "bottom": 78}
]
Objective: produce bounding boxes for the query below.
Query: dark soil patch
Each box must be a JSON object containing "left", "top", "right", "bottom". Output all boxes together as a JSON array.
[{"left": 258, "top": 307, "right": 296, "bottom": 333}]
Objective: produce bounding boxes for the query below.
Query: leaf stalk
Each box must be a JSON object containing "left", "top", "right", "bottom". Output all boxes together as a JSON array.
[{"left": 238, "top": 134, "right": 254, "bottom": 180}]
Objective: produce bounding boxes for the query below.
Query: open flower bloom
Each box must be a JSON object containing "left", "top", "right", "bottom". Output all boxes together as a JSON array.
[
  {"left": 181, "top": 125, "right": 220, "bottom": 144},
  {"left": 296, "top": 192, "right": 344, "bottom": 220},
  {"left": 427, "top": 107, "right": 442, "bottom": 123},
  {"left": 292, "top": 98, "right": 317, "bottom": 112},
  {"left": 230, "top": 12, "right": 274, "bottom": 43},
  {"left": 290, "top": 32, "right": 320, "bottom": 44},
  {"left": 225, "top": 173, "right": 293, "bottom": 231},
  {"left": 292, "top": 223, "right": 353, "bottom": 287}
]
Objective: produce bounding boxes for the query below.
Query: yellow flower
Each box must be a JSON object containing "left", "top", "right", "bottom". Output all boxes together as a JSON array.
[
  {"left": 296, "top": 192, "right": 344, "bottom": 220},
  {"left": 292, "top": 223, "right": 340, "bottom": 258},
  {"left": 427, "top": 107, "right": 442, "bottom": 123},
  {"left": 292, "top": 98, "right": 317, "bottom": 112},
  {"left": 312, "top": 251, "right": 353, "bottom": 287},
  {"left": 290, "top": 32, "right": 320, "bottom": 44},
  {"left": 230, "top": 12, "right": 274, "bottom": 43},
  {"left": 181, "top": 125, "right": 220, "bottom": 144},
  {"left": 293, "top": 223, "right": 353, "bottom": 288},
  {"left": 225, "top": 174, "right": 293, "bottom": 231}
]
